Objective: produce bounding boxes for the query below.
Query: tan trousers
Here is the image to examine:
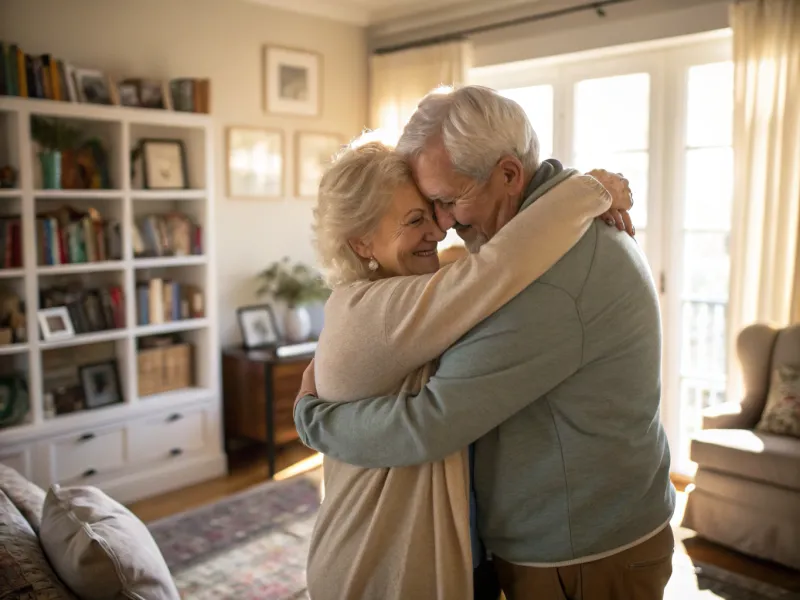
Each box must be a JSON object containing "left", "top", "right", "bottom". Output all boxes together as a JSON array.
[{"left": 494, "top": 526, "right": 674, "bottom": 600}]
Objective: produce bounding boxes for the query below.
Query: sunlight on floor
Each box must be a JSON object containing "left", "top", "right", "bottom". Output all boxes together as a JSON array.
[{"left": 273, "top": 452, "right": 323, "bottom": 481}]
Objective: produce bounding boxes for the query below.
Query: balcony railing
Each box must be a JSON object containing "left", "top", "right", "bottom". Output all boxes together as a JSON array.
[{"left": 679, "top": 298, "right": 728, "bottom": 442}]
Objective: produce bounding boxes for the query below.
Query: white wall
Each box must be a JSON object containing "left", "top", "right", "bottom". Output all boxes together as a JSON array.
[{"left": 0, "top": 0, "right": 368, "bottom": 344}]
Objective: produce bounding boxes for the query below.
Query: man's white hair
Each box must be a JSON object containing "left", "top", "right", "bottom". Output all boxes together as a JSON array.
[{"left": 396, "top": 85, "right": 540, "bottom": 180}]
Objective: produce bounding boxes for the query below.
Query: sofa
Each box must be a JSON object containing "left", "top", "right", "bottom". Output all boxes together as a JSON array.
[
  {"left": 682, "top": 323, "right": 800, "bottom": 570},
  {"left": 0, "top": 463, "right": 179, "bottom": 599}
]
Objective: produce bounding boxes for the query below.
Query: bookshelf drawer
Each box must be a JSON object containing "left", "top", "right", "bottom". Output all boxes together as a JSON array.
[
  {"left": 127, "top": 409, "right": 206, "bottom": 464},
  {"left": 53, "top": 428, "right": 125, "bottom": 482}
]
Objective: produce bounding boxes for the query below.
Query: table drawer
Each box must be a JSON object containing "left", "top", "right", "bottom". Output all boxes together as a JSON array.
[
  {"left": 127, "top": 409, "right": 206, "bottom": 464},
  {"left": 53, "top": 429, "right": 125, "bottom": 482}
]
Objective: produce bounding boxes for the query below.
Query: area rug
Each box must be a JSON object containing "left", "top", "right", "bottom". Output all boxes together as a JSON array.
[
  {"left": 148, "top": 473, "right": 320, "bottom": 600},
  {"left": 148, "top": 470, "right": 798, "bottom": 600}
]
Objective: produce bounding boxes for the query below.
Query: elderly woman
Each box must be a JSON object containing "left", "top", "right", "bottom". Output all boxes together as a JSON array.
[{"left": 299, "top": 135, "right": 632, "bottom": 599}]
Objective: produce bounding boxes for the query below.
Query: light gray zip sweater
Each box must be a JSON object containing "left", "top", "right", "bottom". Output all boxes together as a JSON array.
[{"left": 296, "top": 172, "right": 675, "bottom": 565}]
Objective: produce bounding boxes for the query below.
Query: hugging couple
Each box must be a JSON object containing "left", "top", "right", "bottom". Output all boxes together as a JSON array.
[{"left": 293, "top": 85, "right": 676, "bottom": 600}]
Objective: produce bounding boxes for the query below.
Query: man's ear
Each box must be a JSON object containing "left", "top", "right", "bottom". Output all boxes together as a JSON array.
[
  {"left": 498, "top": 155, "right": 526, "bottom": 197},
  {"left": 348, "top": 237, "right": 372, "bottom": 260}
]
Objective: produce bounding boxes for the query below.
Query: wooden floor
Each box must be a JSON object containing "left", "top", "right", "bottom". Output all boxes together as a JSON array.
[{"left": 130, "top": 442, "right": 800, "bottom": 593}]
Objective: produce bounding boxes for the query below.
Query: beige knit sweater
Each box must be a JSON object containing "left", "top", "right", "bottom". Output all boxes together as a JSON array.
[{"left": 307, "top": 174, "right": 611, "bottom": 600}]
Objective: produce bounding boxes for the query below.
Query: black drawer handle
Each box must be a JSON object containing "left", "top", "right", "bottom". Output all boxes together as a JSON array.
[
  {"left": 78, "top": 433, "right": 95, "bottom": 442},
  {"left": 167, "top": 413, "right": 183, "bottom": 422},
  {"left": 170, "top": 448, "right": 183, "bottom": 457},
  {"left": 82, "top": 468, "right": 97, "bottom": 478}
]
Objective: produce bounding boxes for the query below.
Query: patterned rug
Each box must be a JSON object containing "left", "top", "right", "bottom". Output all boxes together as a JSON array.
[{"left": 148, "top": 470, "right": 798, "bottom": 600}]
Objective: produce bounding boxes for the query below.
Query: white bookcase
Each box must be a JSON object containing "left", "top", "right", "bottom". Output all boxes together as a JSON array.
[{"left": 0, "top": 97, "right": 225, "bottom": 503}]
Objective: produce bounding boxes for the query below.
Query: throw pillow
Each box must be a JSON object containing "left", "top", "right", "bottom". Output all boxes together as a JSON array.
[
  {"left": 756, "top": 365, "right": 800, "bottom": 438},
  {"left": 39, "top": 484, "right": 180, "bottom": 600}
]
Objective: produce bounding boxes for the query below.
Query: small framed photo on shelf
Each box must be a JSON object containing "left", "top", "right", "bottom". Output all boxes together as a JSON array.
[
  {"left": 120, "top": 79, "right": 172, "bottom": 110},
  {"left": 263, "top": 46, "right": 321, "bottom": 116},
  {"left": 117, "top": 82, "right": 141, "bottom": 107},
  {"left": 139, "top": 139, "right": 188, "bottom": 189},
  {"left": 226, "top": 127, "right": 283, "bottom": 199},
  {"left": 296, "top": 131, "right": 344, "bottom": 198},
  {"left": 73, "top": 68, "right": 113, "bottom": 105},
  {"left": 37, "top": 307, "right": 75, "bottom": 342},
  {"left": 238, "top": 304, "right": 279, "bottom": 349},
  {"left": 79, "top": 361, "right": 123, "bottom": 410}
]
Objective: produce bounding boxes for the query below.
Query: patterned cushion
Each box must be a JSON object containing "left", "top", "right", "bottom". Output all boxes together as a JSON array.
[
  {"left": 0, "top": 464, "right": 45, "bottom": 532},
  {"left": 757, "top": 366, "right": 800, "bottom": 438},
  {"left": 0, "top": 491, "right": 76, "bottom": 600}
]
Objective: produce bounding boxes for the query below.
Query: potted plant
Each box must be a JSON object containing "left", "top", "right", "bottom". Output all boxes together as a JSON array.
[
  {"left": 257, "top": 258, "right": 330, "bottom": 343},
  {"left": 30, "top": 117, "right": 82, "bottom": 189}
]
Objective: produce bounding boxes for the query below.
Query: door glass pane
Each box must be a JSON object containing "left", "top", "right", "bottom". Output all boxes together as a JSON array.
[
  {"left": 574, "top": 73, "right": 650, "bottom": 153},
  {"left": 675, "top": 61, "right": 734, "bottom": 474},
  {"left": 500, "top": 85, "right": 554, "bottom": 159},
  {"left": 686, "top": 62, "right": 734, "bottom": 148},
  {"left": 574, "top": 151, "right": 649, "bottom": 229}
]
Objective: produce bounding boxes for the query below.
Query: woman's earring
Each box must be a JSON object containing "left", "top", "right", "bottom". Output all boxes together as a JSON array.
[{"left": 368, "top": 257, "right": 379, "bottom": 271}]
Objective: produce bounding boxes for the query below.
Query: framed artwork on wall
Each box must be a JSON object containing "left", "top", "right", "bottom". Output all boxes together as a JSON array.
[
  {"left": 226, "top": 127, "right": 284, "bottom": 199},
  {"left": 295, "top": 131, "right": 344, "bottom": 198},
  {"left": 263, "top": 46, "right": 321, "bottom": 116}
]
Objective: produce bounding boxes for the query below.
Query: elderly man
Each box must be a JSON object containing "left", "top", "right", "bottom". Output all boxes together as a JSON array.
[{"left": 295, "top": 85, "right": 676, "bottom": 600}]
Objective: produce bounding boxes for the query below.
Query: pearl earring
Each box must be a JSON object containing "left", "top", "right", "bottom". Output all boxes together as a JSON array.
[{"left": 368, "top": 257, "right": 379, "bottom": 271}]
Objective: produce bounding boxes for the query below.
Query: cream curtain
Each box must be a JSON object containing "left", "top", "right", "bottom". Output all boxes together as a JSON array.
[
  {"left": 369, "top": 41, "right": 472, "bottom": 143},
  {"left": 727, "top": 0, "right": 800, "bottom": 393}
]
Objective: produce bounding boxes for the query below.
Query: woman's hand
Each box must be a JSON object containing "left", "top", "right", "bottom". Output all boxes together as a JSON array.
[
  {"left": 586, "top": 169, "right": 635, "bottom": 237},
  {"left": 295, "top": 359, "right": 317, "bottom": 410}
]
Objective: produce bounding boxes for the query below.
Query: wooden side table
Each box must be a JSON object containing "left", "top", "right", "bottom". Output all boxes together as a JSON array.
[{"left": 221, "top": 347, "right": 312, "bottom": 478}]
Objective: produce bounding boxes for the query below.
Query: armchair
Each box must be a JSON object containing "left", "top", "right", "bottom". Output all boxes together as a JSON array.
[{"left": 682, "top": 324, "right": 800, "bottom": 570}]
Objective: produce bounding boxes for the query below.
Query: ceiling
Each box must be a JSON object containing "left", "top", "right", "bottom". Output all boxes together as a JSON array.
[{"left": 245, "top": 0, "right": 545, "bottom": 26}]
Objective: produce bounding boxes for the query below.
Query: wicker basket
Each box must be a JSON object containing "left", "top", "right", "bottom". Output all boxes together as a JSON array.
[{"left": 137, "top": 343, "right": 193, "bottom": 397}]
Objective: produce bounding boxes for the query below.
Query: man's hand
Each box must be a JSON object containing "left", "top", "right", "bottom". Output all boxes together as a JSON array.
[
  {"left": 587, "top": 169, "right": 635, "bottom": 237},
  {"left": 295, "top": 359, "right": 317, "bottom": 410}
]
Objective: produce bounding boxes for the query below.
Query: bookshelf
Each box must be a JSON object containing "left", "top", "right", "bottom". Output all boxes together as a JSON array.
[{"left": 0, "top": 96, "right": 224, "bottom": 503}]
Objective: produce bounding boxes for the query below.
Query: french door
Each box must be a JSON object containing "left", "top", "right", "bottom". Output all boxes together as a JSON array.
[{"left": 473, "top": 34, "right": 734, "bottom": 474}]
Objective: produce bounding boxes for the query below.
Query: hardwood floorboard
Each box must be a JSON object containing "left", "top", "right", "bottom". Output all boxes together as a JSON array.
[{"left": 131, "top": 446, "right": 800, "bottom": 592}]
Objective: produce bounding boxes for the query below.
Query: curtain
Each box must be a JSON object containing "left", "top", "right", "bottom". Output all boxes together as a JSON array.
[
  {"left": 727, "top": 0, "right": 800, "bottom": 393},
  {"left": 369, "top": 41, "right": 472, "bottom": 143}
]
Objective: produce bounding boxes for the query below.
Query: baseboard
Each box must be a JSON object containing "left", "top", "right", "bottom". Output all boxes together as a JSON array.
[{"left": 100, "top": 453, "right": 228, "bottom": 504}]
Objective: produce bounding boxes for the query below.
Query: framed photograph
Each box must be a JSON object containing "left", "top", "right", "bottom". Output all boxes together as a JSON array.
[
  {"left": 140, "top": 139, "right": 188, "bottom": 189},
  {"left": 263, "top": 46, "right": 321, "bottom": 116},
  {"left": 79, "top": 361, "right": 123, "bottom": 410},
  {"left": 237, "top": 304, "right": 280, "bottom": 349},
  {"left": 296, "top": 131, "right": 344, "bottom": 198},
  {"left": 117, "top": 82, "right": 140, "bottom": 107},
  {"left": 226, "top": 127, "right": 283, "bottom": 199},
  {"left": 73, "top": 68, "right": 113, "bottom": 105},
  {"left": 38, "top": 307, "right": 75, "bottom": 342}
]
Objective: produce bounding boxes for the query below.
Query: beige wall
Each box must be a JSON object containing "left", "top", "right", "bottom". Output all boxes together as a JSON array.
[{"left": 0, "top": 0, "right": 368, "bottom": 344}]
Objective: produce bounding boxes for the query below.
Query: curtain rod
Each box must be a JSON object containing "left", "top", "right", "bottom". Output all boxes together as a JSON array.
[{"left": 373, "top": 0, "right": 636, "bottom": 55}]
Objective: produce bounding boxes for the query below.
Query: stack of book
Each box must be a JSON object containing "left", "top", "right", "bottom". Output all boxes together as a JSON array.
[
  {"left": 41, "top": 284, "right": 125, "bottom": 333},
  {"left": 0, "top": 43, "right": 74, "bottom": 101},
  {"left": 136, "top": 279, "right": 204, "bottom": 326},
  {"left": 169, "top": 79, "right": 211, "bottom": 114},
  {"left": 0, "top": 217, "right": 22, "bottom": 269},
  {"left": 37, "top": 208, "right": 122, "bottom": 265},
  {"left": 133, "top": 213, "right": 202, "bottom": 257}
]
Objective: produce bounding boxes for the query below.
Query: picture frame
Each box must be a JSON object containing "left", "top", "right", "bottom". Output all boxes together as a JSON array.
[
  {"left": 226, "top": 127, "right": 284, "bottom": 199},
  {"left": 263, "top": 46, "right": 321, "bottom": 116},
  {"left": 117, "top": 82, "right": 141, "bottom": 107},
  {"left": 121, "top": 78, "right": 172, "bottom": 110},
  {"left": 140, "top": 138, "right": 189, "bottom": 189},
  {"left": 237, "top": 304, "right": 280, "bottom": 349},
  {"left": 72, "top": 68, "right": 113, "bottom": 105},
  {"left": 295, "top": 131, "right": 344, "bottom": 198},
  {"left": 37, "top": 307, "right": 75, "bottom": 342},
  {"left": 79, "top": 361, "right": 123, "bottom": 410}
]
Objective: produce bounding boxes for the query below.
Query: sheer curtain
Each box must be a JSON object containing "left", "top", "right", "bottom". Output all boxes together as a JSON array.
[
  {"left": 727, "top": 0, "right": 800, "bottom": 392},
  {"left": 369, "top": 41, "right": 472, "bottom": 143}
]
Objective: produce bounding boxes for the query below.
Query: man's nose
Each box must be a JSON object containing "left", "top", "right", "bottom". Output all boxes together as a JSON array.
[
  {"left": 426, "top": 220, "right": 446, "bottom": 242},
  {"left": 434, "top": 203, "right": 456, "bottom": 230}
]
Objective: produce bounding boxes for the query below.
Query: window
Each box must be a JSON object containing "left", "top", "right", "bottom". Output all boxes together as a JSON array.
[{"left": 471, "top": 35, "right": 734, "bottom": 474}]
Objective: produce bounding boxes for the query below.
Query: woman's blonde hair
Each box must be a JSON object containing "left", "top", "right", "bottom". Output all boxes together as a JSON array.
[{"left": 314, "top": 140, "right": 412, "bottom": 287}]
